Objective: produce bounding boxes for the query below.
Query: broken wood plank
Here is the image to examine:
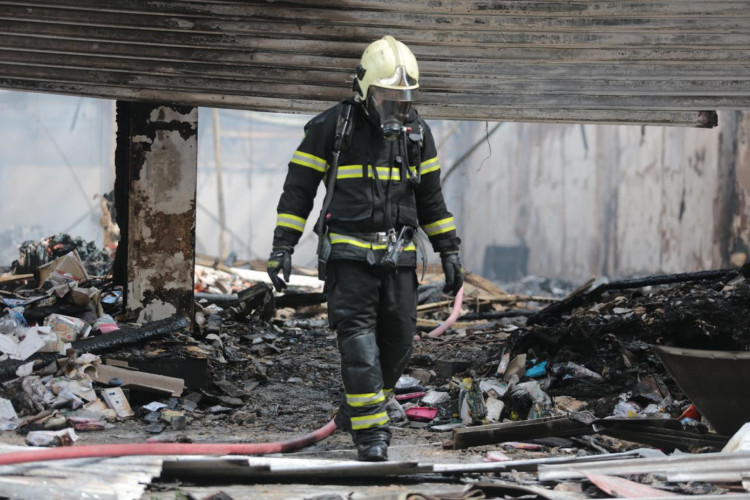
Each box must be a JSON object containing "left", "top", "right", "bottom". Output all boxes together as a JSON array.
[
  {"left": 123, "top": 357, "right": 209, "bottom": 390},
  {"left": 464, "top": 273, "right": 507, "bottom": 297},
  {"left": 452, "top": 414, "right": 595, "bottom": 450},
  {"left": 0, "top": 274, "right": 33, "bottom": 285},
  {"left": 89, "top": 364, "right": 184, "bottom": 397},
  {"left": 417, "top": 299, "right": 455, "bottom": 312}
]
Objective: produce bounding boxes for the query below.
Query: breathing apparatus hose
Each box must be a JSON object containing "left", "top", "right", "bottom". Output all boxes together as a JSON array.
[
  {"left": 0, "top": 419, "right": 338, "bottom": 466},
  {"left": 415, "top": 285, "right": 464, "bottom": 340}
]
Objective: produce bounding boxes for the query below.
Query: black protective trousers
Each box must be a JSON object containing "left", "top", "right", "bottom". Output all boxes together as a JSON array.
[{"left": 326, "top": 259, "right": 418, "bottom": 445}]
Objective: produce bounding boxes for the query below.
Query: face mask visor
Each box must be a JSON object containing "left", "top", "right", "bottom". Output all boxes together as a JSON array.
[{"left": 368, "top": 86, "right": 413, "bottom": 138}]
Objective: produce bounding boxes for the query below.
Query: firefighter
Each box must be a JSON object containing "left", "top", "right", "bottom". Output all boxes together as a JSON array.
[{"left": 267, "top": 35, "right": 464, "bottom": 461}]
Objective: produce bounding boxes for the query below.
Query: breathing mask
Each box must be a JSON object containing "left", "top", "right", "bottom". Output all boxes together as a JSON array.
[{"left": 368, "top": 86, "right": 413, "bottom": 139}]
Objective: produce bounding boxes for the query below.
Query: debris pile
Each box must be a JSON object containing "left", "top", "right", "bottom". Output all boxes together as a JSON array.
[
  {"left": 12, "top": 233, "right": 113, "bottom": 277},
  {"left": 0, "top": 234, "right": 748, "bottom": 498}
]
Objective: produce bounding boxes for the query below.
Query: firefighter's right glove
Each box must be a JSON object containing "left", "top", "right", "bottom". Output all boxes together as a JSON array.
[
  {"left": 267, "top": 247, "right": 292, "bottom": 292},
  {"left": 440, "top": 250, "right": 464, "bottom": 295}
]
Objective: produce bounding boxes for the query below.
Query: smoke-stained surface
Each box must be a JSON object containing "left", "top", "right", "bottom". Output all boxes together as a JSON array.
[{"left": 2, "top": 90, "right": 747, "bottom": 281}]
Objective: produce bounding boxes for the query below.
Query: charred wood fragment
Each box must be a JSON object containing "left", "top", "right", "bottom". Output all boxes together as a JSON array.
[
  {"left": 459, "top": 308, "right": 537, "bottom": 321},
  {"left": 198, "top": 290, "right": 328, "bottom": 310},
  {"left": 529, "top": 268, "right": 742, "bottom": 325},
  {"left": 0, "top": 315, "right": 189, "bottom": 382},
  {"left": 71, "top": 315, "right": 189, "bottom": 354},
  {"left": 589, "top": 267, "right": 742, "bottom": 296}
]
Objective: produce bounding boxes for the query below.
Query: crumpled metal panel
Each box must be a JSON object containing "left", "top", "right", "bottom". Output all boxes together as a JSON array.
[
  {"left": 653, "top": 345, "right": 750, "bottom": 436},
  {"left": 0, "top": 0, "right": 746, "bottom": 126}
]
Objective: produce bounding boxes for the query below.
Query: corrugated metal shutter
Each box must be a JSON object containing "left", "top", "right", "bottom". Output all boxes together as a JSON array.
[{"left": 1, "top": 0, "right": 748, "bottom": 127}]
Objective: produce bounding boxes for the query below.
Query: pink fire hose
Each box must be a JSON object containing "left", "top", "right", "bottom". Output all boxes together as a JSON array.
[
  {"left": 0, "top": 288, "right": 464, "bottom": 465},
  {"left": 415, "top": 285, "right": 464, "bottom": 340},
  {"left": 0, "top": 419, "right": 337, "bottom": 466}
]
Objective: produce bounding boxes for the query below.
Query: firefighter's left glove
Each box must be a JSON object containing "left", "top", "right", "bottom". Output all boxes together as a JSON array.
[
  {"left": 440, "top": 250, "right": 464, "bottom": 295},
  {"left": 267, "top": 247, "right": 293, "bottom": 292}
]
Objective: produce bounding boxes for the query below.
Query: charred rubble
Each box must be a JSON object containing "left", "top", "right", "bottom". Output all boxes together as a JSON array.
[{"left": 0, "top": 235, "right": 748, "bottom": 497}]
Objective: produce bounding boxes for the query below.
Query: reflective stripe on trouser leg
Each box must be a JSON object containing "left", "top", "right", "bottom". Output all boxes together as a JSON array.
[
  {"left": 377, "top": 267, "right": 418, "bottom": 391},
  {"left": 327, "top": 261, "right": 390, "bottom": 438}
]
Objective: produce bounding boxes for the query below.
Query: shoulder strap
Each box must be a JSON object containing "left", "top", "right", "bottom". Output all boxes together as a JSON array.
[{"left": 316, "top": 103, "right": 352, "bottom": 237}]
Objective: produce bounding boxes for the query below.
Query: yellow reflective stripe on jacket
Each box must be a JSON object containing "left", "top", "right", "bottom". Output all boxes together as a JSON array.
[
  {"left": 337, "top": 165, "right": 364, "bottom": 179},
  {"left": 276, "top": 213, "right": 306, "bottom": 232},
  {"left": 337, "top": 165, "right": 429, "bottom": 181},
  {"left": 422, "top": 217, "right": 456, "bottom": 236},
  {"left": 290, "top": 150, "right": 327, "bottom": 173},
  {"left": 329, "top": 233, "right": 416, "bottom": 252},
  {"left": 346, "top": 391, "right": 386, "bottom": 407},
  {"left": 367, "top": 166, "right": 401, "bottom": 181},
  {"left": 351, "top": 411, "right": 389, "bottom": 430},
  {"left": 420, "top": 156, "right": 440, "bottom": 175},
  {"left": 383, "top": 388, "right": 393, "bottom": 395}
]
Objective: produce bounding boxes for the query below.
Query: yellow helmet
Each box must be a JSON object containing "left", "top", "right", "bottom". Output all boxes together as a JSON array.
[{"left": 353, "top": 35, "right": 419, "bottom": 101}]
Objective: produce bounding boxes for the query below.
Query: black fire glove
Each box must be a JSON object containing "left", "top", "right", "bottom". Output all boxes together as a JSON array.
[
  {"left": 267, "top": 247, "right": 292, "bottom": 292},
  {"left": 440, "top": 250, "right": 464, "bottom": 295}
]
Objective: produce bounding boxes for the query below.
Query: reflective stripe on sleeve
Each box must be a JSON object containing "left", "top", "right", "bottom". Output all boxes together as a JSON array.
[
  {"left": 276, "top": 213, "right": 306, "bottom": 232},
  {"left": 346, "top": 391, "right": 386, "bottom": 407},
  {"left": 420, "top": 156, "right": 440, "bottom": 175},
  {"left": 351, "top": 411, "right": 390, "bottom": 430},
  {"left": 329, "top": 233, "right": 416, "bottom": 252},
  {"left": 422, "top": 217, "right": 456, "bottom": 236},
  {"left": 290, "top": 151, "right": 327, "bottom": 172}
]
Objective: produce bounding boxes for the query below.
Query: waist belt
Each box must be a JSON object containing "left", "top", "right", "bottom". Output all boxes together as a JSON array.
[
  {"left": 345, "top": 232, "right": 390, "bottom": 244},
  {"left": 329, "top": 231, "right": 416, "bottom": 251}
]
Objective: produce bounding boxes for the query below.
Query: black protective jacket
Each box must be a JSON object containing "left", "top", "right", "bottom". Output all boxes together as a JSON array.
[{"left": 273, "top": 99, "right": 459, "bottom": 267}]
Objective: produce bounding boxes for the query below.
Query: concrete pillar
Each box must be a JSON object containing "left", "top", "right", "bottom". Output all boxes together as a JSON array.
[{"left": 113, "top": 101, "right": 197, "bottom": 324}]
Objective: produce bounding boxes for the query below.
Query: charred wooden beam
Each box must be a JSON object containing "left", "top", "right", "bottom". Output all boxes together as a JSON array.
[
  {"left": 0, "top": 315, "right": 189, "bottom": 381},
  {"left": 452, "top": 414, "right": 595, "bottom": 450},
  {"left": 72, "top": 315, "right": 189, "bottom": 354}
]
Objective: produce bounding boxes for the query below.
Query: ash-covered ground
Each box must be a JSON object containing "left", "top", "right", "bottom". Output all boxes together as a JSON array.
[{"left": 1, "top": 245, "right": 748, "bottom": 498}]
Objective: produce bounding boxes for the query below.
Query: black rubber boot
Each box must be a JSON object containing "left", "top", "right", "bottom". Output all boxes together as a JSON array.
[{"left": 357, "top": 440, "right": 388, "bottom": 462}]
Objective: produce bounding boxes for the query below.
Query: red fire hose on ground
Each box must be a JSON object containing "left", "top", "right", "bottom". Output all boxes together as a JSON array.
[
  {"left": 0, "top": 288, "right": 464, "bottom": 466},
  {"left": 0, "top": 420, "right": 338, "bottom": 466}
]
